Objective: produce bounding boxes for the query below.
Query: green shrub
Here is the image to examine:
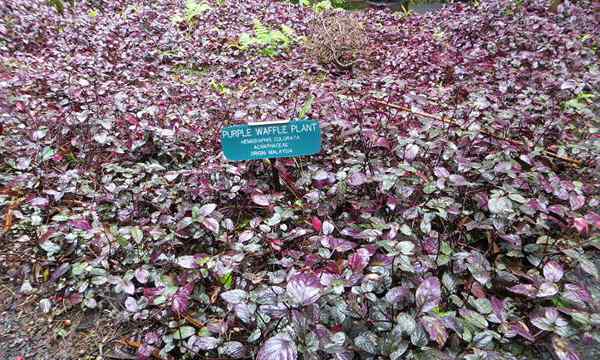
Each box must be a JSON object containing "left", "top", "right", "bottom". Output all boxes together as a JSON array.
[
  {"left": 237, "top": 20, "right": 296, "bottom": 57},
  {"left": 171, "top": 0, "right": 211, "bottom": 26}
]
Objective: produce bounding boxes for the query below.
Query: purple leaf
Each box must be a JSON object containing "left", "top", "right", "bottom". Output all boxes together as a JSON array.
[
  {"left": 348, "top": 248, "right": 372, "bottom": 272},
  {"left": 569, "top": 193, "right": 585, "bottom": 211},
  {"left": 537, "top": 282, "right": 559, "bottom": 297},
  {"left": 348, "top": 172, "right": 367, "bottom": 186},
  {"left": 543, "top": 261, "right": 564, "bottom": 282},
  {"left": 322, "top": 220, "right": 334, "bottom": 235},
  {"left": 528, "top": 199, "right": 548, "bottom": 213},
  {"left": 172, "top": 283, "right": 193, "bottom": 315},
  {"left": 499, "top": 234, "right": 521, "bottom": 247},
  {"left": 69, "top": 219, "right": 92, "bottom": 230},
  {"left": 286, "top": 273, "right": 322, "bottom": 306},
  {"left": 238, "top": 230, "right": 254, "bottom": 243},
  {"left": 220, "top": 289, "right": 247, "bottom": 304},
  {"left": 138, "top": 344, "right": 156, "bottom": 360},
  {"left": 552, "top": 336, "right": 581, "bottom": 360},
  {"left": 584, "top": 212, "right": 600, "bottom": 228},
  {"left": 449, "top": 174, "right": 467, "bottom": 186},
  {"left": 320, "top": 236, "right": 356, "bottom": 253},
  {"left": 252, "top": 193, "right": 271, "bottom": 207},
  {"left": 176, "top": 254, "right": 206, "bottom": 269},
  {"left": 144, "top": 331, "right": 160, "bottom": 344},
  {"left": 508, "top": 284, "right": 537, "bottom": 298},
  {"left": 434, "top": 167, "right": 449, "bottom": 178},
  {"left": 118, "top": 278, "right": 135, "bottom": 295},
  {"left": 404, "top": 144, "right": 419, "bottom": 161},
  {"left": 29, "top": 197, "right": 49, "bottom": 208},
  {"left": 491, "top": 296, "right": 507, "bottom": 322},
  {"left": 415, "top": 276, "right": 441, "bottom": 313},
  {"left": 50, "top": 263, "right": 70, "bottom": 282},
  {"left": 135, "top": 268, "right": 149, "bottom": 284},
  {"left": 257, "top": 334, "right": 297, "bottom": 360},
  {"left": 201, "top": 217, "right": 220, "bottom": 233},
  {"left": 125, "top": 296, "right": 138, "bottom": 312},
  {"left": 466, "top": 251, "right": 491, "bottom": 285},
  {"left": 563, "top": 283, "right": 591, "bottom": 306},
  {"left": 511, "top": 321, "right": 535, "bottom": 341},
  {"left": 384, "top": 286, "right": 409, "bottom": 304},
  {"left": 219, "top": 341, "right": 247, "bottom": 359},
  {"left": 573, "top": 218, "right": 588, "bottom": 234},
  {"left": 420, "top": 316, "right": 448, "bottom": 346},
  {"left": 189, "top": 336, "right": 220, "bottom": 351},
  {"left": 144, "top": 286, "right": 165, "bottom": 300},
  {"left": 198, "top": 203, "right": 217, "bottom": 216},
  {"left": 549, "top": 205, "right": 567, "bottom": 216}
]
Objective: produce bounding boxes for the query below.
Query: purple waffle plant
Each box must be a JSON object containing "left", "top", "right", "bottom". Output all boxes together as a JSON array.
[{"left": 1, "top": 0, "right": 599, "bottom": 359}]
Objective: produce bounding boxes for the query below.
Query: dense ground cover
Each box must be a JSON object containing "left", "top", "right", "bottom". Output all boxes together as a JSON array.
[{"left": 1, "top": 0, "right": 599, "bottom": 359}]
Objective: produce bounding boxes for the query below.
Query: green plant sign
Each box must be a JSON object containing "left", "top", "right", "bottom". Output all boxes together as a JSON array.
[{"left": 221, "top": 119, "right": 321, "bottom": 161}]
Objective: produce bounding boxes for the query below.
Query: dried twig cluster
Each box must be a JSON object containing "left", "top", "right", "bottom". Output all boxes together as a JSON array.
[{"left": 304, "top": 11, "right": 368, "bottom": 70}]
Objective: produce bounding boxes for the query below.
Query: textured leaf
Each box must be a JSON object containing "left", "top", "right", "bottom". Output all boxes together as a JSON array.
[
  {"left": 449, "top": 174, "right": 467, "bottom": 186},
  {"left": 421, "top": 316, "right": 448, "bottom": 346},
  {"left": 348, "top": 172, "right": 367, "bottom": 187},
  {"left": 488, "top": 196, "right": 512, "bottom": 214},
  {"left": 543, "top": 261, "right": 564, "bottom": 282},
  {"left": 322, "top": 220, "right": 334, "bottom": 235},
  {"left": 219, "top": 341, "right": 247, "bottom": 359},
  {"left": 172, "top": 283, "right": 193, "bottom": 315},
  {"left": 348, "top": 248, "right": 371, "bottom": 272},
  {"left": 252, "top": 193, "right": 271, "bottom": 207},
  {"left": 201, "top": 217, "right": 220, "bottom": 233},
  {"left": 173, "top": 326, "right": 196, "bottom": 340},
  {"left": 537, "top": 282, "right": 559, "bottom": 297},
  {"left": 415, "top": 276, "right": 441, "bottom": 313},
  {"left": 198, "top": 203, "right": 217, "bottom": 217},
  {"left": 286, "top": 273, "right": 322, "bottom": 306},
  {"left": 320, "top": 236, "right": 356, "bottom": 252},
  {"left": 69, "top": 219, "right": 92, "bottom": 230},
  {"left": 404, "top": 144, "right": 419, "bottom": 161},
  {"left": 125, "top": 296, "right": 138, "bottom": 312},
  {"left": 384, "top": 286, "right": 409, "bottom": 304},
  {"left": 257, "top": 334, "right": 297, "bottom": 360},
  {"left": 134, "top": 268, "right": 149, "bottom": 284},
  {"left": 511, "top": 321, "right": 535, "bottom": 341},
  {"left": 354, "top": 331, "right": 378, "bottom": 354},
  {"left": 189, "top": 335, "right": 220, "bottom": 350},
  {"left": 552, "top": 336, "right": 581, "bottom": 360},
  {"left": 508, "top": 284, "right": 537, "bottom": 298},
  {"left": 220, "top": 289, "right": 248, "bottom": 304}
]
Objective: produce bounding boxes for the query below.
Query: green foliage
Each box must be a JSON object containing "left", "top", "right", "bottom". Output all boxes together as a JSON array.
[
  {"left": 312, "top": 0, "right": 335, "bottom": 12},
  {"left": 238, "top": 20, "right": 296, "bottom": 57},
  {"left": 564, "top": 92, "right": 596, "bottom": 112},
  {"left": 219, "top": 272, "right": 234, "bottom": 289},
  {"left": 298, "top": 94, "right": 315, "bottom": 119},
  {"left": 171, "top": 0, "right": 211, "bottom": 26},
  {"left": 47, "top": 0, "right": 78, "bottom": 15},
  {"left": 48, "top": 0, "right": 65, "bottom": 15},
  {"left": 503, "top": 0, "right": 524, "bottom": 16},
  {"left": 210, "top": 80, "right": 231, "bottom": 95},
  {"left": 295, "top": 0, "right": 346, "bottom": 10}
]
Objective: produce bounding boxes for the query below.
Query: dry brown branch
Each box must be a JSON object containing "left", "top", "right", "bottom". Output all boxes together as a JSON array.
[
  {"left": 373, "top": 100, "right": 583, "bottom": 168},
  {"left": 116, "top": 338, "right": 172, "bottom": 360},
  {"left": 305, "top": 11, "right": 367, "bottom": 70},
  {"left": 183, "top": 313, "right": 205, "bottom": 328}
]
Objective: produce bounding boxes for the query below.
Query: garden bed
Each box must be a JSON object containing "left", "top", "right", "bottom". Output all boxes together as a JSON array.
[{"left": 1, "top": 0, "right": 599, "bottom": 359}]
